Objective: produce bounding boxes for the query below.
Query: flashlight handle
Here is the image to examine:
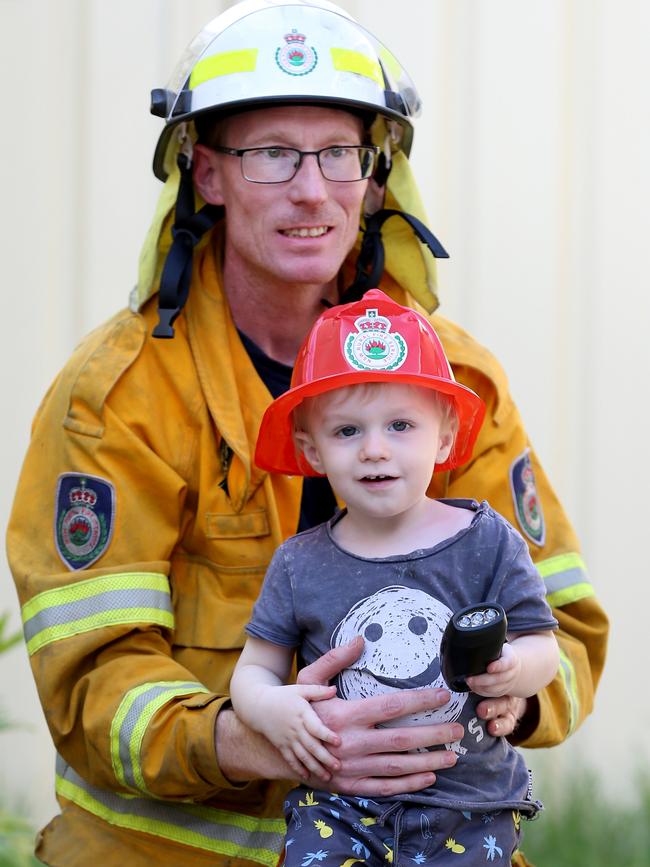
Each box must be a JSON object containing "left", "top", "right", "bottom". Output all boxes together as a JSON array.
[{"left": 440, "top": 603, "right": 508, "bottom": 693}]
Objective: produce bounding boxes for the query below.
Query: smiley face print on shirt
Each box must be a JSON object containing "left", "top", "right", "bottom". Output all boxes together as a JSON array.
[{"left": 331, "top": 585, "right": 467, "bottom": 727}]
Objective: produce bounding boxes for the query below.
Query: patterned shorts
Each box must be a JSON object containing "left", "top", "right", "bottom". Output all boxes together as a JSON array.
[{"left": 281, "top": 787, "right": 524, "bottom": 866}]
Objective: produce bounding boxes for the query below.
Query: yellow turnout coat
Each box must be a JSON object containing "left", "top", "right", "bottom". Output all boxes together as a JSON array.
[{"left": 8, "top": 145, "right": 607, "bottom": 867}]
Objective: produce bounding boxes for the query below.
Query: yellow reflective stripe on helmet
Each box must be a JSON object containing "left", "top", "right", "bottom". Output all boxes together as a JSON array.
[
  {"left": 111, "top": 681, "right": 210, "bottom": 795},
  {"left": 330, "top": 48, "right": 383, "bottom": 85},
  {"left": 21, "top": 572, "right": 173, "bottom": 655},
  {"left": 557, "top": 648, "right": 579, "bottom": 736},
  {"left": 190, "top": 49, "right": 259, "bottom": 89},
  {"left": 378, "top": 47, "right": 402, "bottom": 84},
  {"left": 56, "top": 757, "right": 285, "bottom": 867},
  {"left": 536, "top": 552, "right": 594, "bottom": 608}
]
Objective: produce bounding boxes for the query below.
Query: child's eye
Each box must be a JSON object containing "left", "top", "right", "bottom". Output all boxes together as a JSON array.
[
  {"left": 389, "top": 420, "right": 412, "bottom": 432},
  {"left": 335, "top": 425, "right": 358, "bottom": 438}
]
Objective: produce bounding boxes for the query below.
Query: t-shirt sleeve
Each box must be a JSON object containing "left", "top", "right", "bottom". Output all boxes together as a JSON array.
[
  {"left": 490, "top": 516, "right": 559, "bottom": 634},
  {"left": 246, "top": 543, "right": 301, "bottom": 647}
]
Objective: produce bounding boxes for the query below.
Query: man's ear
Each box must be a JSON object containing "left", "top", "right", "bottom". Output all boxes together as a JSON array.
[
  {"left": 192, "top": 144, "right": 225, "bottom": 205},
  {"left": 293, "top": 430, "right": 324, "bottom": 474}
]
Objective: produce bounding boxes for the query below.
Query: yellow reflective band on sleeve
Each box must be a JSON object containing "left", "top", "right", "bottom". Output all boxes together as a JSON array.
[
  {"left": 56, "top": 757, "right": 285, "bottom": 867},
  {"left": 557, "top": 648, "right": 579, "bottom": 736},
  {"left": 111, "top": 681, "right": 211, "bottom": 795},
  {"left": 536, "top": 552, "right": 594, "bottom": 608},
  {"left": 190, "top": 50, "right": 258, "bottom": 89},
  {"left": 330, "top": 48, "right": 383, "bottom": 85},
  {"left": 21, "top": 572, "right": 173, "bottom": 655}
]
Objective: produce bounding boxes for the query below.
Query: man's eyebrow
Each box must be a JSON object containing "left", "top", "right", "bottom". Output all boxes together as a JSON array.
[{"left": 238, "top": 133, "right": 363, "bottom": 148}]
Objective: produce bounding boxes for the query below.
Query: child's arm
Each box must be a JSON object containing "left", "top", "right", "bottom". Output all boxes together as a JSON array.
[
  {"left": 230, "top": 637, "right": 342, "bottom": 781},
  {"left": 465, "top": 630, "right": 559, "bottom": 699}
]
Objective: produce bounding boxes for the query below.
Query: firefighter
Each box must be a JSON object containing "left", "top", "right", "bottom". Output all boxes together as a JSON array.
[{"left": 7, "top": 2, "right": 608, "bottom": 865}]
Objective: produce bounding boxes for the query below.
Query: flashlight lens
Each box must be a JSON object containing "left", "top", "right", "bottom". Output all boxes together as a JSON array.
[{"left": 456, "top": 607, "right": 504, "bottom": 629}]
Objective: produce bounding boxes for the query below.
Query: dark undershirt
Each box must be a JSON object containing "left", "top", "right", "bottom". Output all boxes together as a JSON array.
[{"left": 238, "top": 329, "right": 338, "bottom": 532}]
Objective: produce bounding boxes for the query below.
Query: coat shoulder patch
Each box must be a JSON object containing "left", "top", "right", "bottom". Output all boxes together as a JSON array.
[
  {"left": 509, "top": 449, "right": 545, "bottom": 547},
  {"left": 55, "top": 473, "right": 115, "bottom": 570}
]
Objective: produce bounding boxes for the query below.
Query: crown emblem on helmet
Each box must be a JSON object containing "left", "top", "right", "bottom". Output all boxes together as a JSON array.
[
  {"left": 345, "top": 308, "right": 408, "bottom": 371},
  {"left": 284, "top": 29, "right": 307, "bottom": 45},
  {"left": 276, "top": 28, "right": 318, "bottom": 77}
]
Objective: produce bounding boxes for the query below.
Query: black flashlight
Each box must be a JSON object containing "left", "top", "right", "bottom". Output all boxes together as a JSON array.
[{"left": 440, "top": 603, "right": 508, "bottom": 692}]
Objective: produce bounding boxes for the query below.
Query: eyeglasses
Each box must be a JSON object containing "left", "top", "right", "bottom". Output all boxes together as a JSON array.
[{"left": 212, "top": 145, "right": 379, "bottom": 184}]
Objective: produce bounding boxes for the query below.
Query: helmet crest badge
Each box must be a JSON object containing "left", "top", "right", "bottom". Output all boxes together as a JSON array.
[
  {"left": 345, "top": 308, "right": 408, "bottom": 371},
  {"left": 276, "top": 29, "right": 318, "bottom": 76}
]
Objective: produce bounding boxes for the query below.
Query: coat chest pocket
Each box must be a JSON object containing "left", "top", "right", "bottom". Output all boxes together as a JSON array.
[{"left": 170, "top": 553, "right": 268, "bottom": 651}]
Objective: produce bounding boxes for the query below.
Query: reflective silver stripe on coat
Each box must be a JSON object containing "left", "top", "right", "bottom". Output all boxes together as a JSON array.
[
  {"left": 111, "top": 681, "right": 211, "bottom": 795},
  {"left": 55, "top": 756, "right": 286, "bottom": 866},
  {"left": 21, "top": 572, "right": 173, "bottom": 654}
]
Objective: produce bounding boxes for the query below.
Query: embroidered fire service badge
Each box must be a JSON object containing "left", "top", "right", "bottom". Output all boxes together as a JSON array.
[
  {"left": 345, "top": 307, "right": 408, "bottom": 371},
  {"left": 509, "top": 449, "right": 545, "bottom": 546},
  {"left": 55, "top": 473, "right": 115, "bottom": 570},
  {"left": 276, "top": 30, "right": 318, "bottom": 76}
]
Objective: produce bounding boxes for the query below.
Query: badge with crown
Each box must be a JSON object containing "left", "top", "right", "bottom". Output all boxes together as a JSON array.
[
  {"left": 275, "top": 29, "right": 318, "bottom": 76},
  {"left": 55, "top": 473, "right": 115, "bottom": 570},
  {"left": 345, "top": 308, "right": 408, "bottom": 371},
  {"left": 509, "top": 450, "right": 545, "bottom": 547}
]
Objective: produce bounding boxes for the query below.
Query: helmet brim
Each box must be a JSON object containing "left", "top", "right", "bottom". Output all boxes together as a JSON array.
[
  {"left": 255, "top": 370, "right": 486, "bottom": 477},
  {"left": 152, "top": 97, "right": 413, "bottom": 182}
]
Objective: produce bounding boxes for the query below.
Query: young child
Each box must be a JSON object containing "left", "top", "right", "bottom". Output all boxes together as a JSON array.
[{"left": 231, "top": 289, "right": 559, "bottom": 865}]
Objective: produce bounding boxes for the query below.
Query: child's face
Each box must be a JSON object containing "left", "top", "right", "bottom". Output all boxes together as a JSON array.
[{"left": 297, "top": 383, "right": 454, "bottom": 523}]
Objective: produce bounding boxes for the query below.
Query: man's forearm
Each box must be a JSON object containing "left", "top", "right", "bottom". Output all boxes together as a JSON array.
[{"left": 215, "top": 706, "right": 292, "bottom": 783}]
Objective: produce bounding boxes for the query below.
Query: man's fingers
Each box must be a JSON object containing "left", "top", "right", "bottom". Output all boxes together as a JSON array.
[
  {"left": 332, "top": 719, "right": 464, "bottom": 761},
  {"left": 297, "top": 637, "right": 364, "bottom": 686},
  {"left": 321, "top": 688, "right": 453, "bottom": 731},
  {"left": 325, "top": 743, "right": 460, "bottom": 797},
  {"left": 475, "top": 695, "right": 527, "bottom": 737},
  {"left": 328, "top": 771, "right": 441, "bottom": 799}
]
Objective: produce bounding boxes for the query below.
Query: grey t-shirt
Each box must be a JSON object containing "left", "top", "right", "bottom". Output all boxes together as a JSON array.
[{"left": 247, "top": 499, "right": 558, "bottom": 814}]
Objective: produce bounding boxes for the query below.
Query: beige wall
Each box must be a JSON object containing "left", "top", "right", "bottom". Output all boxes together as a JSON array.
[{"left": 1, "top": 0, "right": 647, "bottom": 828}]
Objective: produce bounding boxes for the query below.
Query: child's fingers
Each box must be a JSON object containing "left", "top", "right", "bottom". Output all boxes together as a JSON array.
[
  {"left": 295, "top": 684, "right": 337, "bottom": 703},
  {"left": 285, "top": 741, "right": 332, "bottom": 781},
  {"left": 486, "top": 655, "right": 515, "bottom": 674},
  {"left": 297, "top": 729, "right": 340, "bottom": 771},
  {"left": 303, "top": 708, "right": 341, "bottom": 747},
  {"left": 465, "top": 671, "right": 509, "bottom": 697},
  {"left": 280, "top": 748, "right": 311, "bottom": 782}
]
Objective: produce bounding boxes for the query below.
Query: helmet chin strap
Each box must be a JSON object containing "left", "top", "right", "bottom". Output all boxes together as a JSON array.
[
  {"left": 341, "top": 208, "right": 450, "bottom": 305},
  {"left": 153, "top": 151, "right": 223, "bottom": 338}
]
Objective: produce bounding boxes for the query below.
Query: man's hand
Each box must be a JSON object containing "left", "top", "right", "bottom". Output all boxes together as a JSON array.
[
  {"left": 474, "top": 695, "right": 528, "bottom": 737},
  {"left": 297, "top": 637, "right": 463, "bottom": 797},
  {"left": 253, "top": 684, "right": 341, "bottom": 782}
]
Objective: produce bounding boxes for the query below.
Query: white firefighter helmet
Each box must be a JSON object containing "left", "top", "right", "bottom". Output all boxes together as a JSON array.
[{"left": 151, "top": 0, "right": 422, "bottom": 180}]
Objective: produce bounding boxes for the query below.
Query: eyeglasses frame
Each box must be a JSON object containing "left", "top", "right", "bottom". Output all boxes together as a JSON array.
[{"left": 211, "top": 144, "right": 380, "bottom": 184}]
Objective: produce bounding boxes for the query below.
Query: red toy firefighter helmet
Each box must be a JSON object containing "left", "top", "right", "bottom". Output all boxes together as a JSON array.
[{"left": 255, "top": 289, "right": 486, "bottom": 476}]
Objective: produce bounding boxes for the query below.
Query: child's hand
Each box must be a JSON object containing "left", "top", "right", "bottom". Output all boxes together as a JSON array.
[
  {"left": 464, "top": 642, "right": 522, "bottom": 698},
  {"left": 256, "top": 684, "right": 342, "bottom": 781}
]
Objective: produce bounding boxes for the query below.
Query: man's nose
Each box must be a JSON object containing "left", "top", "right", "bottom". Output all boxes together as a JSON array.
[{"left": 288, "top": 153, "right": 328, "bottom": 204}]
